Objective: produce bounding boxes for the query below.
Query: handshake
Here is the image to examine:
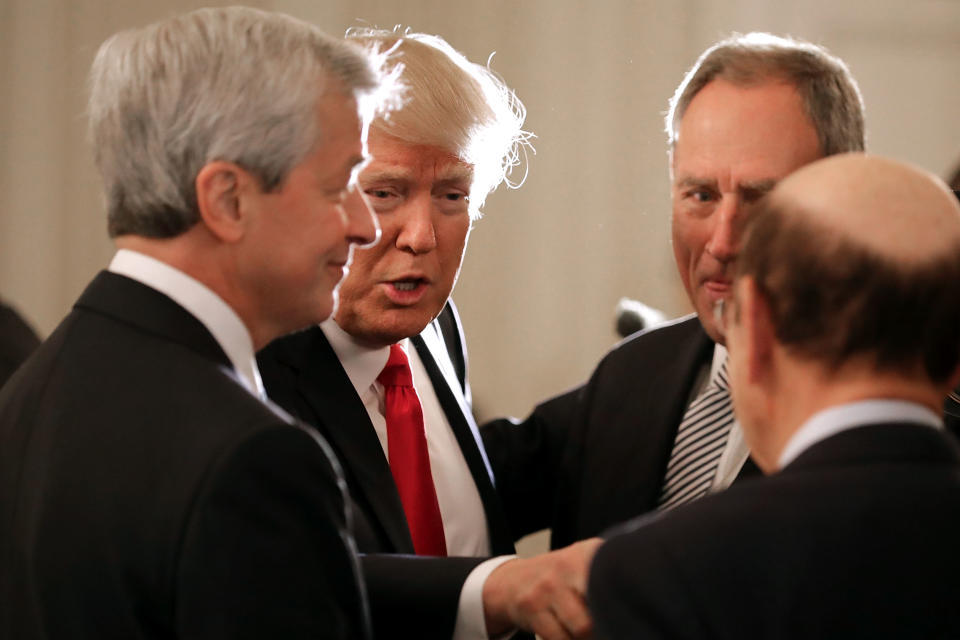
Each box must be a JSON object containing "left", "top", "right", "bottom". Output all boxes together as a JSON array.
[{"left": 484, "top": 538, "right": 603, "bottom": 640}]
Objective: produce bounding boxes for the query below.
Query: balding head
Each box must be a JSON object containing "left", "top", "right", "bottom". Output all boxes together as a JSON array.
[
  {"left": 736, "top": 153, "right": 960, "bottom": 384},
  {"left": 773, "top": 154, "right": 960, "bottom": 263}
]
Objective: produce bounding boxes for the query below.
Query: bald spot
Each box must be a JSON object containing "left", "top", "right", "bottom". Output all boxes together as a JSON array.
[{"left": 772, "top": 153, "right": 960, "bottom": 263}]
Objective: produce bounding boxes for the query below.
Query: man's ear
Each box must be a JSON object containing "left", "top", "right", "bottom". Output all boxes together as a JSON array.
[
  {"left": 739, "top": 276, "right": 776, "bottom": 387},
  {"left": 195, "top": 161, "right": 256, "bottom": 243}
]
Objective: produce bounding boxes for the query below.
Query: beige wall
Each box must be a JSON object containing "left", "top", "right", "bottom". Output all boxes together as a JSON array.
[{"left": 2, "top": 0, "right": 958, "bottom": 424}]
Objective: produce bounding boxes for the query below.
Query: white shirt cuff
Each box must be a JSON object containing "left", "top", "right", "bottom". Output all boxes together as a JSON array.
[{"left": 452, "top": 555, "right": 517, "bottom": 640}]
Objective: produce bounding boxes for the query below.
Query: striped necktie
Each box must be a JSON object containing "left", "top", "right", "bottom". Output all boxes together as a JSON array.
[{"left": 658, "top": 358, "right": 734, "bottom": 510}]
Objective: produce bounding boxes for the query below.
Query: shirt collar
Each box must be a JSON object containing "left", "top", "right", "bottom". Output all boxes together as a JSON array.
[
  {"left": 778, "top": 399, "right": 943, "bottom": 469},
  {"left": 321, "top": 318, "right": 411, "bottom": 397},
  {"left": 108, "top": 249, "right": 264, "bottom": 399},
  {"left": 711, "top": 343, "right": 728, "bottom": 381}
]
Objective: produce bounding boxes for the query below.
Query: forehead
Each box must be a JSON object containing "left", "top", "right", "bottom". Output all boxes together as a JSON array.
[
  {"left": 364, "top": 133, "right": 473, "bottom": 182},
  {"left": 672, "top": 79, "right": 822, "bottom": 185},
  {"left": 302, "top": 90, "right": 366, "bottom": 181},
  {"left": 777, "top": 156, "right": 960, "bottom": 261},
  {"left": 315, "top": 90, "right": 363, "bottom": 145}
]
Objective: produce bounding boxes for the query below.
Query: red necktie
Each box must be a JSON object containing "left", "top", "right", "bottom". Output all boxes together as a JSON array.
[{"left": 377, "top": 344, "right": 447, "bottom": 556}]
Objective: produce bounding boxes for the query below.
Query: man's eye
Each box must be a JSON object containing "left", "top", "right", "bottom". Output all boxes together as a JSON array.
[
  {"left": 690, "top": 190, "right": 714, "bottom": 203},
  {"left": 366, "top": 189, "right": 394, "bottom": 199},
  {"left": 437, "top": 191, "right": 469, "bottom": 214}
]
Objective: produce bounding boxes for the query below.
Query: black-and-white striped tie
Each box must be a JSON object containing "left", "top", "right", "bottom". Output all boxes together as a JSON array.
[{"left": 658, "top": 358, "right": 733, "bottom": 510}]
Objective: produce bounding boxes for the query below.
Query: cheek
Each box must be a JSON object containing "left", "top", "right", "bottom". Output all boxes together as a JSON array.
[
  {"left": 671, "top": 217, "right": 695, "bottom": 276},
  {"left": 439, "top": 219, "right": 470, "bottom": 281},
  {"left": 672, "top": 213, "right": 710, "bottom": 266},
  {"left": 338, "top": 245, "right": 383, "bottom": 301}
]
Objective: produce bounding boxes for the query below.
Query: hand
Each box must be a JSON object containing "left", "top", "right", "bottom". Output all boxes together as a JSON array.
[{"left": 482, "top": 537, "right": 603, "bottom": 640}]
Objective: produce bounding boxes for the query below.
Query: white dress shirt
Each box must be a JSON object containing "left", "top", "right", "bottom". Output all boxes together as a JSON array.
[
  {"left": 108, "top": 249, "right": 265, "bottom": 400},
  {"left": 778, "top": 399, "right": 943, "bottom": 469},
  {"left": 321, "top": 319, "right": 513, "bottom": 640}
]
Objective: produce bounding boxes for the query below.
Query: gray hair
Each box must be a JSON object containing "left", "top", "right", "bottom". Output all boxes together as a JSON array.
[
  {"left": 666, "top": 32, "right": 866, "bottom": 156},
  {"left": 89, "top": 7, "right": 397, "bottom": 238},
  {"left": 347, "top": 29, "right": 532, "bottom": 220}
]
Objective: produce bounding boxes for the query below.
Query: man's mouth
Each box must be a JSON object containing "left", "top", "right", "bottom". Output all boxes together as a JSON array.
[
  {"left": 383, "top": 277, "right": 429, "bottom": 304},
  {"left": 392, "top": 280, "right": 422, "bottom": 291},
  {"left": 702, "top": 278, "right": 732, "bottom": 299}
]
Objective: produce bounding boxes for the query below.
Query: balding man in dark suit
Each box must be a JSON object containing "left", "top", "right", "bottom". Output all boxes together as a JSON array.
[{"left": 589, "top": 154, "right": 960, "bottom": 639}]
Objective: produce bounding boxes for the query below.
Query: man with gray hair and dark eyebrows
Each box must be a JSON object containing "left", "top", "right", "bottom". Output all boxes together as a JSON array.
[
  {"left": 0, "top": 7, "right": 398, "bottom": 639},
  {"left": 259, "top": 29, "right": 599, "bottom": 640},
  {"left": 482, "top": 32, "right": 868, "bottom": 547}
]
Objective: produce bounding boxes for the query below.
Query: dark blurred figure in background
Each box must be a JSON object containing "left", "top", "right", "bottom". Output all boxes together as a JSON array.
[
  {"left": 0, "top": 300, "right": 40, "bottom": 387},
  {"left": 947, "top": 163, "right": 960, "bottom": 437}
]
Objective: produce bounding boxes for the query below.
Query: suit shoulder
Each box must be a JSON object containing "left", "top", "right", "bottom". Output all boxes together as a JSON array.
[
  {"left": 595, "top": 314, "right": 704, "bottom": 372},
  {"left": 258, "top": 325, "right": 324, "bottom": 365}
]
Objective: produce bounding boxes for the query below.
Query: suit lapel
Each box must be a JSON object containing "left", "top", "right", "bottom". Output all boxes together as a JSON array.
[
  {"left": 275, "top": 328, "right": 414, "bottom": 553},
  {"left": 604, "top": 317, "right": 714, "bottom": 518},
  {"left": 413, "top": 323, "right": 514, "bottom": 555}
]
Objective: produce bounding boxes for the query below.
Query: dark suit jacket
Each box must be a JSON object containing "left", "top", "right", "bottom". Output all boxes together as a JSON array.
[
  {"left": 482, "top": 314, "right": 759, "bottom": 548},
  {"left": 0, "top": 300, "right": 41, "bottom": 388},
  {"left": 0, "top": 272, "right": 369, "bottom": 639},
  {"left": 589, "top": 422, "right": 960, "bottom": 639},
  {"left": 258, "top": 302, "right": 516, "bottom": 639}
]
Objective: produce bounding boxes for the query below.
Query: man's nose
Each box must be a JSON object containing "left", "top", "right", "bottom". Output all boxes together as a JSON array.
[
  {"left": 706, "top": 195, "right": 741, "bottom": 263},
  {"left": 395, "top": 196, "right": 437, "bottom": 254}
]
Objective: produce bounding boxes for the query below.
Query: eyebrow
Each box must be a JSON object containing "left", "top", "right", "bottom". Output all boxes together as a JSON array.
[
  {"left": 676, "top": 176, "right": 717, "bottom": 190},
  {"left": 359, "top": 167, "right": 413, "bottom": 184},
  {"left": 740, "top": 179, "right": 778, "bottom": 195},
  {"left": 675, "top": 176, "right": 778, "bottom": 194},
  {"left": 360, "top": 165, "right": 474, "bottom": 186}
]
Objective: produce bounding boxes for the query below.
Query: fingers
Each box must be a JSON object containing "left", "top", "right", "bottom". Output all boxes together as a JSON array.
[
  {"left": 482, "top": 540, "right": 602, "bottom": 639},
  {"left": 549, "top": 585, "right": 593, "bottom": 639},
  {"left": 528, "top": 609, "right": 574, "bottom": 640}
]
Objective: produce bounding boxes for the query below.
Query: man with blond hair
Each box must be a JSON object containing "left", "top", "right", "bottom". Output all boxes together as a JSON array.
[
  {"left": 590, "top": 153, "right": 960, "bottom": 638},
  {"left": 259, "top": 30, "right": 597, "bottom": 640},
  {"left": 0, "top": 8, "right": 396, "bottom": 638}
]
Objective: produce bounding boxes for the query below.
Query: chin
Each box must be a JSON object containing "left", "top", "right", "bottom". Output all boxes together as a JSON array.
[
  {"left": 308, "top": 301, "right": 336, "bottom": 328},
  {"left": 387, "top": 320, "right": 431, "bottom": 343}
]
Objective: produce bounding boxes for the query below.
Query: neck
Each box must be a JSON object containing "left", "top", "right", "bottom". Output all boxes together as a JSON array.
[
  {"left": 758, "top": 354, "right": 946, "bottom": 469},
  {"left": 115, "top": 233, "right": 268, "bottom": 349}
]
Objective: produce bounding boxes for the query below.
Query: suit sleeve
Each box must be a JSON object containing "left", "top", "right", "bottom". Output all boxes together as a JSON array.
[
  {"left": 360, "top": 554, "right": 488, "bottom": 639},
  {"left": 480, "top": 386, "right": 583, "bottom": 542},
  {"left": 175, "top": 424, "right": 370, "bottom": 640},
  {"left": 588, "top": 526, "right": 706, "bottom": 640}
]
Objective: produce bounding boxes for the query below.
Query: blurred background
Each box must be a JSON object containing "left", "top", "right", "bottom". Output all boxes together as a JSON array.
[{"left": 2, "top": 0, "right": 959, "bottom": 423}]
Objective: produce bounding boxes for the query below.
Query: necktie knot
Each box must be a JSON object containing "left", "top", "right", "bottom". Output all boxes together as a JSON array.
[{"left": 378, "top": 344, "right": 413, "bottom": 388}]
